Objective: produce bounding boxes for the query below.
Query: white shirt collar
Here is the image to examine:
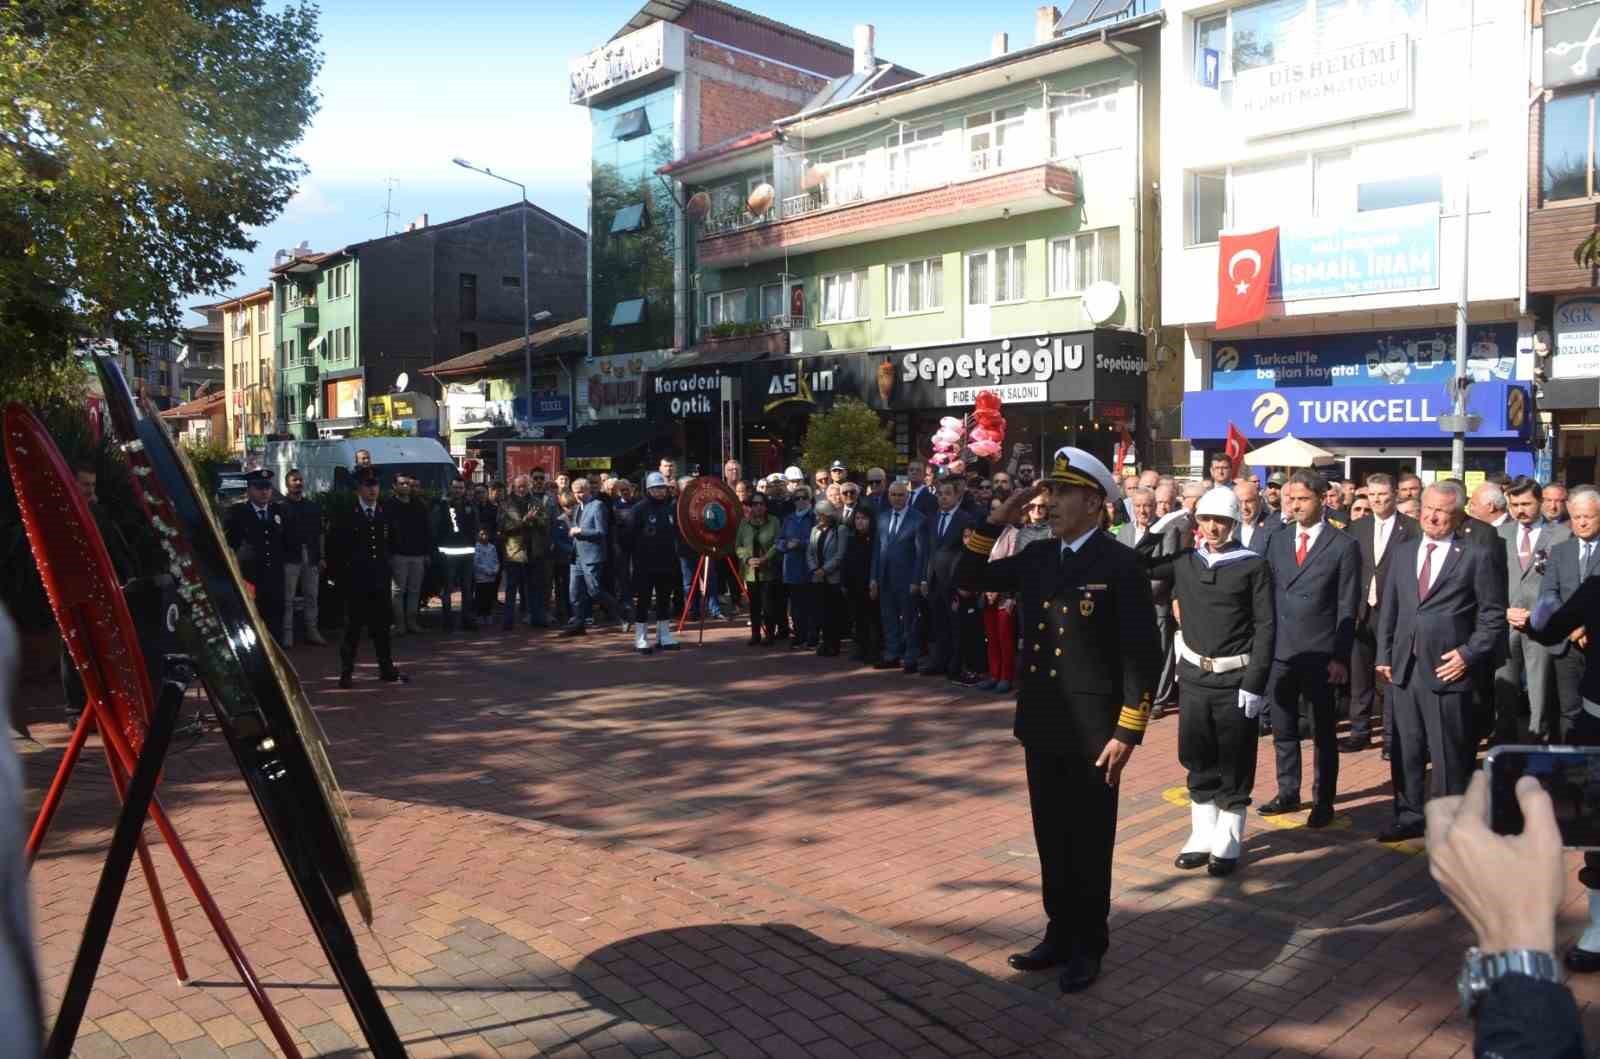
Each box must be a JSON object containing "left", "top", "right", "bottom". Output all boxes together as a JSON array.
[
  {"left": 1290, "top": 520, "right": 1325, "bottom": 547},
  {"left": 1059, "top": 526, "right": 1098, "bottom": 555}
]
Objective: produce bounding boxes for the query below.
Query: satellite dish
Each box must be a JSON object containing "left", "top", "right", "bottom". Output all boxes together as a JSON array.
[
  {"left": 394, "top": 372, "right": 409, "bottom": 392},
  {"left": 747, "top": 182, "right": 775, "bottom": 214},
  {"left": 175, "top": 344, "right": 190, "bottom": 364},
  {"left": 306, "top": 399, "right": 318, "bottom": 419},
  {"left": 1082, "top": 281, "right": 1122, "bottom": 325},
  {"left": 685, "top": 191, "right": 711, "bottom": 218}
]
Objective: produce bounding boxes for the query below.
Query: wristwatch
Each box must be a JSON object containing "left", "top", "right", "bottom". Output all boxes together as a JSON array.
[{"left": 1457, "top": 947, "right": 1562, "bottom": 1016}]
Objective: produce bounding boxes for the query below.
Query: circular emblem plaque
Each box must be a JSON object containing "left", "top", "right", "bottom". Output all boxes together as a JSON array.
[{"left": 676, "top": 477, "right": 742, "bottom": 558}]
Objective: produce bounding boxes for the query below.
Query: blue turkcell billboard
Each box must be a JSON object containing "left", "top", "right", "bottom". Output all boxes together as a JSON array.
[
  {"left": 1211, "top": 324, "right": 1518, "bottom": 391},
  {"left": 1184, "top": 379, "right": 1531, "bottom": 442}
]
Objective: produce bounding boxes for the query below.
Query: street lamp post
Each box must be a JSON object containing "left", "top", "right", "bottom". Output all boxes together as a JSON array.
[{"left": 453, "top": 157, "right": 532, "bottom": 434}]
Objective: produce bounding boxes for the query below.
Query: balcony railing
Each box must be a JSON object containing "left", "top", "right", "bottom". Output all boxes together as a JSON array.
[{"left": 699, "top": 133, "right": 1075, "bottom": 237}]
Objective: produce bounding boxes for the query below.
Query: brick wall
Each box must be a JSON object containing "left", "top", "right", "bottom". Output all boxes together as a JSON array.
[
  {"left": 1528, "top": 98, "right": 1600, "bottom": 294},
  {"left": 698, "top": 79, "right": 803, "bottom": 150},
  {"left": 690, "top": 37, "right": 828, "bottom": 150}
]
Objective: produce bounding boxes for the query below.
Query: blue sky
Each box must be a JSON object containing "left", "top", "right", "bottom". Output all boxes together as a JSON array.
[{"left": 193, "top": 0, "right": 1057, "bottom": 321}]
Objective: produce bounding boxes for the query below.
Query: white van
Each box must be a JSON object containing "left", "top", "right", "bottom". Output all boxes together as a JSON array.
[{"left": 262, "top": 437, "right": 459, "bottom": 496}]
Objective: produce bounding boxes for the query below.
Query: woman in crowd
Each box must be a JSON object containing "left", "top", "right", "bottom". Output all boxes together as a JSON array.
[
  {"left": 551, "top": 488, "right": 577, "bottom": 627},
  {"left": 807, "top": 499, "right": 847, "bottom": 657},
  {"left": 979, "top": 496, "right": 1020, "bottom": 694},
  {"left": 735, "top": 491, "right": 781, "bottom": 645},
  {"left": 843, "top": 505, "right": 881, "bottom": 666},
  {"left": 777, "top": 486, "right": 817, "bottom": 649}
]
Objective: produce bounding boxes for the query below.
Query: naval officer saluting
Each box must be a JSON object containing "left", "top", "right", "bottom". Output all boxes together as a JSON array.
[{"left": 959, "top": 446, "right": 1161, "bottom": 994}]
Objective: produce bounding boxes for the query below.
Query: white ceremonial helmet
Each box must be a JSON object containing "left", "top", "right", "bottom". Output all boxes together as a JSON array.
[
  {"left": 645, "top": 471, "right": 668, "bottom": 490},
  {"left": 1196, "top": 486, "right": 1241, "bottom": 523}
]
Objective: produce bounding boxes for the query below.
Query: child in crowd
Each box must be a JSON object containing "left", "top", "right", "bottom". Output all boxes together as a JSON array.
[{"left": 473, "top": 527, "right": 500, "bottom": 618}]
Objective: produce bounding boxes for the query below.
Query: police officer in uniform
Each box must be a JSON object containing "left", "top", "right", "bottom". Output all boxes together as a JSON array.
[
  {"left": 327, "top": 466, "right": 406, "bottom": 688},
  {"left": 1139, "top": 488, "right": 1275, "bottom": 876},
  {"left": 959, "top": 446, "right": 1161, "bottom": 994},
  {"left": 224, "top": 468, "right": 287, "bottom": 643}
]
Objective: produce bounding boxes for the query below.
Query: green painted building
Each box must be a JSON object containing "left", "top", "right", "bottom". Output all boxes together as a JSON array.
[{"left": 659, "top": 12, "right": 1180, "bottom": 475}]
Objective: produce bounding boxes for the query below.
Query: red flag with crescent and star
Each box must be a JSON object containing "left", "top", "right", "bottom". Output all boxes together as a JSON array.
[
  {"left": 1215, "top": 227, "right": 1279, "bottom": 331},
  {"left": 1224, "top": 421, "right": 1250, "bottom": 479}
]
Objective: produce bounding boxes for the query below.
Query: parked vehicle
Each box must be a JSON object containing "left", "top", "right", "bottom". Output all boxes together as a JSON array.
[{"left": 261, "top": 437, "right": 458, "bottom": 495}]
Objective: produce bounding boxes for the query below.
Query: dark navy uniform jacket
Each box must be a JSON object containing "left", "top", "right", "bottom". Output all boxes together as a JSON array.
[
  {"left": 958, "top": 526, "right": 1161, "bottom": 757},
  {"left": 327, "top": 501, "right": 392, "bottom": 593}
]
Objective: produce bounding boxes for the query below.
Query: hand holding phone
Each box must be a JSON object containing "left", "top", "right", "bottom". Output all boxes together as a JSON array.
[{"left": 1487, "top": 745, "right": 1600, "bottom": 848}]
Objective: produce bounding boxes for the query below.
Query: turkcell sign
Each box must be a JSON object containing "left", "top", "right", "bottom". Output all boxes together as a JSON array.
[
  {"left": 1211, "top": 323, "right": 1517, "bottom": 390},
  {"left": 1183, "top": 381, "right": 1529, "bottom": 441},
  {"left": 1276, "top": 205, "right": 1439, "bottom": 300}
]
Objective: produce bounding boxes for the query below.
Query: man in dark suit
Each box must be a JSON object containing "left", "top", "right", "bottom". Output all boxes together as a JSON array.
[
  {"left": 1495, "top": 477, "right": 1570, "bottom": 742},
  {"left": 920, "top": 477, "right": 974, "bottom": 678},
  {"left": 327, "top": 465, "right": 405, "bottom": 688},
  {"left": 224, "top": 468, "right": 287, "bottom": 643},
  {"left": 871, "top": 480, "right": 926, "bottom": 672},
  {"left": 1341, "top": 473, "right": 1420, "bottom": 752},
  {"left": 1533, "top": 486, "right": 1598, "bottom": 744},
  {"left": 1232, "top": 479, "right": 1275, "bottom": 556},
  {"left": 908, "top": 458, "right": 938, "bottom": 518},
  {"left": 957, "top": 447, "right": 1160, "bottom": 995},
  {"left": 1376, "top": 480, "right": 1506, "bottom": 842},
  {"left": 1530, "top": 487, "right": 1600, "bottom": 973},
  {"left": 1258, "top": 470, "right": 1360, "bottom": 827}
]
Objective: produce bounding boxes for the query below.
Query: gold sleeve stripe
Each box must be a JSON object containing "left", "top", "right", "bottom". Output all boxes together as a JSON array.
[
  {"left": 966, "top": 531, "right": 997, "bottom": 555},
  {"left": 1118, "top": 707, "right": 1149, "bottom": 732}
]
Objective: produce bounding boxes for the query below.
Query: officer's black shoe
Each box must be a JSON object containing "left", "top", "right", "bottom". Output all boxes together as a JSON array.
[
  {"left": 636, "top": 645, "right": 653, "bottom": 656},
  {"left": 1566, "top": 946, "right": 1600, "bottom": 974},
  {"left": 1377, "top": 822, "right": 1424, "bottom": 844},
  {"left": 1058, "top": 952, "right": 1102, "bottom": 994},
  {"left": 747, "top": 635, "right": 763, "bottom": 646},
  {"left": 379, "top": 669, "right": 408, "bottom": 684},
  {"left": 1257, "top": 796, "right": 1301, "bottom": 816},
  {"left": 1207, "top": 856, "right": 1238, "bottom": 877},
  {"left": 338, "top": 673, "right": 353, "bottom": 689},
  {"left": 659, "top": 641, "right": 681, "bottom": 651},
  {"left": 1338, "top": 735, "right": 1370, "bottom": 753},
  {"left": 1306, "top": 804, "right": 1335, "bottom": 829},
  {"left": 559, "top": 624, "right": 587, "bottom": 637},
  {"left": 1174, "top": 851, "right": 1210, "bottom": 870},
  {"left": 1006, "top": 938, "right": 1069, "bottom": 972}
]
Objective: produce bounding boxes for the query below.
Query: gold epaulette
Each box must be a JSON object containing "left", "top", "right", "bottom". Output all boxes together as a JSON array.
[{"left": 966, "top": 529, "right": 997, "bottom": 555}]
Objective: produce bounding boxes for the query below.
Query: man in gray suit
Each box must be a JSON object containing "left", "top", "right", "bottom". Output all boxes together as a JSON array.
[
  {"left": 1537, "top": 487, "right": 1600, "bottom": 746},
  {"left": 1497, "top": 476, "right": 1571, "bottom": 741}
]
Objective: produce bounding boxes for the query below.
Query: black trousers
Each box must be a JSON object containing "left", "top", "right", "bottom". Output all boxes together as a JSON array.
[
  {"left": 746, "top": 580, "right": 778, "bottom": 638},
  {"left": 1178, "top": 674, "right": 1260, "bottom": 812},
  {"left": 1349, "top": 622, "right": 1382, "bottom": 741},
  {"left": 1153, "top": 610, "right": 1179, "bottom": 709},
  {"left": 1267, "top": 658, "right": 1339, "bottom": 807},
  {"left": 1388, "top": 679, "right": 1475, "bottom": 830},
  {"left": 1024, "top": 749, "right": 1118, "bottom": 960},
  {"left": 847, "top": 584, "right": 881, "bottom": 661},
  {"left": 926, "top": 586, "right": 960, "bottom": 675},
  {"left": 772, "top": 581, "right": 791, "bottom": 636},
  {"left": 1553, "top": 649, "right": 1587, "bottom": 745},
  {"left": 819, "top": 583, "right": 844, "bottom": 651},
  {"left": 634, "top": 569, "right": 678, "bottom": 623},
  {"left": 1572, "top": 708, "right": 1600, "bottom": 886},
  {"left": 340, "top": 585, "right": 394, "bottom": 676}
]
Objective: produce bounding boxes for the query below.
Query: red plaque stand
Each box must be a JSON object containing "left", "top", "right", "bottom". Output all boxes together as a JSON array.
[{"left": 6, "top": 406, "right": 303, "bottom": 1059}]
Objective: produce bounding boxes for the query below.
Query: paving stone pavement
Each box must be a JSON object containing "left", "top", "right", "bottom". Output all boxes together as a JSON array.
[{"left": 18, "top": 616, "right": 1600, "bottom": 1057}]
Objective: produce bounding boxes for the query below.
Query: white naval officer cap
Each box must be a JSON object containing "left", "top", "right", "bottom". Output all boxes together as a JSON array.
[
  {"left": 1196, "top": 486, "right": 1241, "bottom": 523},
  {"left": 1047, "top": 446, "right": 1120, "bottom": 502}
]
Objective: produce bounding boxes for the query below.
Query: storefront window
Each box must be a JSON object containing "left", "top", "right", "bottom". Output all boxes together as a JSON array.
[{"left": 1544, "top": 91, "right": 1599, "bottom": 202}]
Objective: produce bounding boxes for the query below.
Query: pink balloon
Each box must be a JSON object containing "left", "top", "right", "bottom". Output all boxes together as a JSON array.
[
  {"left": 940, "top": 416, "right": 963, "bottom": 431},
  {"left": 968, "top": 440, "right": 1001, "bottom": 459}
]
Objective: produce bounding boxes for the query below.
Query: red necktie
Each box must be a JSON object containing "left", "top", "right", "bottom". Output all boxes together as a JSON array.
[
  {"left": 1295, "top": 532, "right": 1309, "bottom": 566},
  {"left": 1418, "top": 542, "right": 1437, "bottom": 601}
]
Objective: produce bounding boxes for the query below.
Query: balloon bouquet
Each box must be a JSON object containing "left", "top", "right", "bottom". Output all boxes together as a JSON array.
[{"left": 929, "top": 390, "right": 1007, "bottom": 471}]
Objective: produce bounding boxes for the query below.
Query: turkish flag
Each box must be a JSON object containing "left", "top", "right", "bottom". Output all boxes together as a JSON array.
[
  {"left": 1215, "top": 227, "right": 1279, "bottom": 331},
  {"left": 1224, "top": 421, "right": 1250, "bottom": 479}
]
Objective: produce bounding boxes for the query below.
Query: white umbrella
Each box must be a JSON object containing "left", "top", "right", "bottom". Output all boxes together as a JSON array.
[{"left": 1243, "top": 433, "right": 1337, "bottom": 468}]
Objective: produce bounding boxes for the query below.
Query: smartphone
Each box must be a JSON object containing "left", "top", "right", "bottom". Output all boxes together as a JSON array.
[{"left": 1486, "top": 745, "right": 1600, "bottom": 849}]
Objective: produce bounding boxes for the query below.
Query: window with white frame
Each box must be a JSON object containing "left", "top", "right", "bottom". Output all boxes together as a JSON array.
[
  {"left": 818, "top": 146, "right": 868, "bottom": 206},
  {"left": 1049, "top": 80, "right": 1120, "bottom": 158},
  {"left": 966, "top": 106, "right": 1027, "bottom": 173},
  {"left": 966, "top": 245, "right": 1026, "bottom": 305},
  {"left": 1049, "top": 230, "right": 1120, "bottom": 295},
  {"left": 886, "top": 123, "right": 942, "bottom": 192},
  {"left": 760, "top": 283, "right": 786, "bottom": 322},
  {"left": 1189, "top": 170, "right": 1226, "bottom": 245},
  {"left": 1545, "top": 90, "right": 1600, "bottom": 201},
  {"left": 819, "top": 269, "right": 870, "bottom": 322},
  {"left": 705, "top": 289, "right": 747, "bottom": 326},
  {"left": 1194, "top": 0, "right": 1424, "bottom": 83},
  {"left": 888, "top": 257, "right": 944, "bottom": 315}
]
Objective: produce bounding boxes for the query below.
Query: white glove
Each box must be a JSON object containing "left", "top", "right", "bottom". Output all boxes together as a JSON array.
[
  {"left": 1238, "top": 689, "right": 1264, "bottom": 719},
  {"left": 1150, "top": 508, "right": 1193, "bottom": 536}
]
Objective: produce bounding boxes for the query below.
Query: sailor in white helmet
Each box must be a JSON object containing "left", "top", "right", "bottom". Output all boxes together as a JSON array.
[
  {"left": 617, "top": 471, "right": 682, "bottom": 655},
  {"left": 1139, "top": 486, "right": 1276, "bottom": 876}
]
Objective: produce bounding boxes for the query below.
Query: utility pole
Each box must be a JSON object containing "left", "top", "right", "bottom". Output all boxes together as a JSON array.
[
  {"left": 1442, "top": 0, "right": 1479, "bottom": 478},
  {"left": 453, "top": 159, "right": 531, "bottom": 435}
]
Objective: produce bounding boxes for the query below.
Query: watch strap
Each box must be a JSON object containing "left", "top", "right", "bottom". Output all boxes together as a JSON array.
[{"left": 1460, "top": 947, "right": 1563, "bottom": 1017}]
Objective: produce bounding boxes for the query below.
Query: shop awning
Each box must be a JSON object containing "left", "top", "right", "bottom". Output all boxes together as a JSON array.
[
  {"left": 563, "top": 418, "right": 663, "bottom": 460},
  {"left": 1540, "top": 377, "right": 1600, "bottom": 411}
]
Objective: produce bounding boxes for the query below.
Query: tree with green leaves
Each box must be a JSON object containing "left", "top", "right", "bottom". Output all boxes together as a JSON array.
[
  {"left": 798, "top": 398, "right": 899, "bottom": 480},
  {"left": 0, "top": 1, "right": 323, "bottom": 405}
]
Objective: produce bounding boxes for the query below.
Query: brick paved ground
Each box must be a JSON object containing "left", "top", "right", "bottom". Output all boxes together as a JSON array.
[{"left": 19, "top": 617, "right": 1600, "bottom": 1057}]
